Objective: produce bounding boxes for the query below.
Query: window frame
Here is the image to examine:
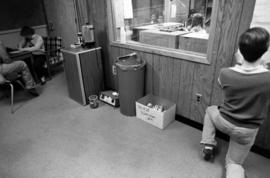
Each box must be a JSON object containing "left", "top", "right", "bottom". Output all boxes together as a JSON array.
[{"left": 107, "top": 0, "right": 220, "bottom": 64}]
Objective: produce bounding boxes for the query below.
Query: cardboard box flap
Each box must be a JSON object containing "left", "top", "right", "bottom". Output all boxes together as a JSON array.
[{"left": 137, "top": 94, "right": 175, "bottom": 110}]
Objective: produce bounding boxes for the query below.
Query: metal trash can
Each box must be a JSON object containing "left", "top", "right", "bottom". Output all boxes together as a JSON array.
[{"left": 116, "top": 52, "right": 146, "bottom": 116}]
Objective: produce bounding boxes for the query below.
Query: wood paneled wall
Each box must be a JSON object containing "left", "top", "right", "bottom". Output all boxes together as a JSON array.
[
  {"left": 109, "top": 46, "right": 199, "bottom": 120},
  {"left": 66, "top": 0, "right": 269, "bottom": 151},
  {"left": 106, "top": 0, "right": 255, "bottom": 122},
  {"left": 86, "top": 0, "right": 111, "bottom": 90},
  {"left": 43, "top": 0, "right": 255, "bottom": 123},
  {"left": 104, "top": 0, "right": 270, "bottom": 153}
]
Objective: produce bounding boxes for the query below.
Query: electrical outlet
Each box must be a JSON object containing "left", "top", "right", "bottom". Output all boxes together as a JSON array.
[
  {"left": 112, "top": 65, "right": 117, "bottom": 75},
  {"left": 196, "top": 93, "right": 202, "bottom": 103}
]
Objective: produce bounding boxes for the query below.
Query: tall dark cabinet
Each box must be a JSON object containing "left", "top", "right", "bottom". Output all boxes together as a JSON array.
[{"left": 62, "top": 47, "right": 104, "bottom": 105}]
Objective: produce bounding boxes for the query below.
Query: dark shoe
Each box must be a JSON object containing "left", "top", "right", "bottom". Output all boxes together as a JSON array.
[
  {"left": 28, "top": 88, "right": 39, "bottom": 97},
  {"left": 203, "top": 144, "right": 215, "bottom": 161}
]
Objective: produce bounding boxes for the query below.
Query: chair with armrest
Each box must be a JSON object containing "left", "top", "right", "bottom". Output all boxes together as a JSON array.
[
  {"left": 43, "top": 36, "right": 63, "bottom": 79},
  {"left": 0, "top": 73, "right": 24, "bottom": 113}
]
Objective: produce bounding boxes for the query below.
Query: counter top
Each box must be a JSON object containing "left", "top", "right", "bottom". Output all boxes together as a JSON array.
[{"left": 61, "top": 47, "right": 101, "bottom": 54}]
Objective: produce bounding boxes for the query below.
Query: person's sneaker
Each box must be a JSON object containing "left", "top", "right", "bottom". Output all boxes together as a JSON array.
[
  {"left": 203, "top": 144, "right": 215, "bottom": 161},
  {"left": 27, "top": 88, "right": 39, "bottom": 97}
]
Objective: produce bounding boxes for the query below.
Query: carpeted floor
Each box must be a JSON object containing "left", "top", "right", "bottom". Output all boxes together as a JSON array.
[{"left": 0, "top": 72, "right": 270, "bottom": 178}]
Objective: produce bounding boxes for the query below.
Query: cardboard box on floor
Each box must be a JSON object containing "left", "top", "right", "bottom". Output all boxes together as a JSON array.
[{"left": 136, "top": 95, "right": 176, "bottom": 129}]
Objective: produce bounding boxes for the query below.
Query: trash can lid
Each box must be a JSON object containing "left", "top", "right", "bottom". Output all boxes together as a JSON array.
[{"left": 115, "top": 53, "right": 145, "bottom": 70}]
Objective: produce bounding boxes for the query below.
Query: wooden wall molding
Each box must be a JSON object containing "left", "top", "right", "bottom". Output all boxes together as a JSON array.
[{"left": 111, "top": 41, "right": 209, "bottom": 64}]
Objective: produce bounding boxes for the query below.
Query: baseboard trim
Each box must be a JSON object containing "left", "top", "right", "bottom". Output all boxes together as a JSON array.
[{"left": 175, "top": 114, "right": 270, "bottom": 159}]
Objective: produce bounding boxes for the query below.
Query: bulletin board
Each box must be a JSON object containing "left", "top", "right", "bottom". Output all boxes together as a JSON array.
[
  {"left": 0, "top": 0, "right": 46, "bottom": 31},
  {"left": 250, "top": 0, "right": 270, "bottom": 63}
]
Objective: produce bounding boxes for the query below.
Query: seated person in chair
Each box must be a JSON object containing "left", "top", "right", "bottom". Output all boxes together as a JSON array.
[
  {"left": 18, "top": 26, "right": 47, "bottom": 85},
  {"left": 0, "top": 41, "right": 38, "bottom": 96},
  {"left": 200, "top": 27, "right": 270, "bottom": 178}
]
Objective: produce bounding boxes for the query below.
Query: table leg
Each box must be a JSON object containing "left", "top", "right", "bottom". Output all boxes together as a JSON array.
[{"left": 29, "top": 55, "right": 39, "bottom": 83}]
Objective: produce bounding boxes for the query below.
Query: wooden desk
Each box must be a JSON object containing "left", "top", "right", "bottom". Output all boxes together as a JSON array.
[
  {"left": 9, "top": 51, "right": 33, "bottom": 61},
  {"left": 9, "top": 51, "right": 38, "bottom": 82}
]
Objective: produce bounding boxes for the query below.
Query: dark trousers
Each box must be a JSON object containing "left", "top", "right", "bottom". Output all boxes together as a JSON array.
[{"left": 33, "top": 55, "right": 47, "bottom": 82}]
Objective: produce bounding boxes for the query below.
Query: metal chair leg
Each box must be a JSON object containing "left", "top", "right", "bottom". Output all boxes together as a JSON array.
[
  {"left": 9, "top": 83, "right": 14, "bottom": 113},
  {"left": 45, "top": 54, "right": 52, "bottom": 80}
]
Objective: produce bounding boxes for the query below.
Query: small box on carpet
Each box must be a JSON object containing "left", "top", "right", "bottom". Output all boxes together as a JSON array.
[{"left": 136, "top": 95, "right": 176, "bottom": 129}]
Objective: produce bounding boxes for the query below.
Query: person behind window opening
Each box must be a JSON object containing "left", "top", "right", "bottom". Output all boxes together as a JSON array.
[
  {"left": 18, "top": 26, "right": 47, "bottom": 85},
  {"left": 187, "top": 13, "right": 206, "bottom": 33},
  {"left": 200, "top": 27, "right": 270, "bottom": 178},
  {"left": 0, "top": 41, "right": 39, "bottom": 96}
]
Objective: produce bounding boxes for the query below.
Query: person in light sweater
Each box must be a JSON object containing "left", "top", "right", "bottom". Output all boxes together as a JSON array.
[
  {"left": 18, "top": 26, "right": 47, "bottom": 85},
  {"left": 0, "top": 41, "right": 38, "bottom": 96},
  {"left": 200, "top": 27, "right": 270, "bottom": 178}
]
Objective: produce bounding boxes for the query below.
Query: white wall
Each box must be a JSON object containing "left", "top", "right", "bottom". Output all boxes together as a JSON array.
[
  {"left": 0, "top": 25, "right": 47, "bottom": 48},
  {"left": 251, "top": 0, "right": 270, "bottom": 63}
]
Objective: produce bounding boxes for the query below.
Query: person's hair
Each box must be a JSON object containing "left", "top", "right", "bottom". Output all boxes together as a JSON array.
[
  {"left": 20, "top": 26, "right": 35, "bottom": 37},
  {"left": 191, "top": 13, "right": 204, "bottom": 28},
  {"left": 239, "top": 27, "right": 270, "bottom": 63}
]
